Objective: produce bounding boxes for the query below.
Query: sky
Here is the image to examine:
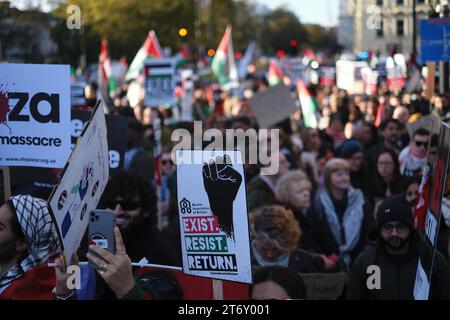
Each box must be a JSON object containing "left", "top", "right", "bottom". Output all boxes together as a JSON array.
[{"left": 255, "top": 0, "right": 339, "bottom": 27}]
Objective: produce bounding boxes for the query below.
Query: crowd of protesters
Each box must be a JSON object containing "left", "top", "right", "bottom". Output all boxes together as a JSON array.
[{"left": 1, "top": 61, "right": 450, "bottom": 300}]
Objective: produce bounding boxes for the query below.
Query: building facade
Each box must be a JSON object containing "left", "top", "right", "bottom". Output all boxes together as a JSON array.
[
  {"left": 349, "top": 0, "right": 433, "bottom": 56},
  {"left": 338, "top": 0, "right": 356, "bottom": 50}
]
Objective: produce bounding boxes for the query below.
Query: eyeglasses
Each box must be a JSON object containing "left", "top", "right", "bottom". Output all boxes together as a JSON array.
[
  {"left": 381, "top": 223, "right": 409, "bottom": 233},
  {"left": 161, "top": 159, "right": 174, "bottom": 165},
  {"left": 349, "top": 155, "right": 364, "bottom": 161},
  {"left": 104, "top": 199, "right": 141, "bottom": 211},
  {"left": 414, "top": 140, "right": 428, "bottom": 148}
]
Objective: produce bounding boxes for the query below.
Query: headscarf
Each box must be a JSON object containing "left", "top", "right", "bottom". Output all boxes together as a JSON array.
[{"left": 0, "top": 195, "right": 60, "bottom": 293}]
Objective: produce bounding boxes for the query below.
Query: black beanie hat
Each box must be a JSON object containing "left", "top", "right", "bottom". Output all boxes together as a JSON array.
[
  {"left": 376, "top": 194, "right": 414, "bottom": 230},
  {"left": 340, "top": 140, "right": 363, "bottom": 159}
]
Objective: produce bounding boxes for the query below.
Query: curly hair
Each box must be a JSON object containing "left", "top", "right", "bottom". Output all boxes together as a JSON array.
[
  {"left": 249, "top": 205, "right": 301, "bottom": 252},
  {"left": 99, "top": 170, "right": 157, "bottom": 218},
  {"left": 275, "top": 170, "right": 310, "bottom": 207}
]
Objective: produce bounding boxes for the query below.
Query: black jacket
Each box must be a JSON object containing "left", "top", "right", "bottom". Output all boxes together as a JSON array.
[
  {"left": 308, "top": 189, "right": 375, "bottom": 269},
  {"left": 347, "top": 232, "right": 450, "bottom": 300},
  {"left": 278, "top": 202, "right": 316, "bottom": 252},
  {"left": 121, "top": 218, "right": 180, "bottom": 266},
  {"left": 364, "top": 173, "right": 404, "bottom": 209}
]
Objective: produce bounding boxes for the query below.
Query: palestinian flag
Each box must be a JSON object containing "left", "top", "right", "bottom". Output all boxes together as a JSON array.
[
  {"left": 174, "top": 45, "right": 192, "bottom": 68},
  {"left": 303, "top": 48, "right": 315, "bottom": 66},
  {"left": 125, "top": 30, "right": 163, "bottom": 82},
  {"left": 211, "top": 25, "right": 238, "bottom": 88},
  {"left": 375, "top": 103, "right": 386, "bottom": 127},
  {"left": 118, "top": 56, "right": 128, "bottom": 83},
  {"left": 268, "top": 59, "right": 283, "bottom": 86},
  {"left": 297, "top": 79, "right": 318, "bottom": 128},
  {"left": 98, "top": 38, "right": 114, "bottom": 111}
]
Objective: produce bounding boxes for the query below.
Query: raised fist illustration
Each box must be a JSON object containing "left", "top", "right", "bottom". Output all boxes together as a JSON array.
[{"left": 203, "top": 155, "right": 242, "bottom": 239}]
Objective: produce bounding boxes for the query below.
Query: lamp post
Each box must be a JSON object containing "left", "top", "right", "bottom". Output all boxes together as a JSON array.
[
  {"left": 194, "top": 0, "right": 201, "bottom": 67},
  {"left": 437, "top": 0, "right": 449, "bottom": 94},
  {"left": 412, "top": 0, "right": 417, "bottom": 57}
]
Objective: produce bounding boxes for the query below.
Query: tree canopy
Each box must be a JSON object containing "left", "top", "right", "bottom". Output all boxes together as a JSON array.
[{"left": 1, "top": 0, "right": 339, "bottom": 64}]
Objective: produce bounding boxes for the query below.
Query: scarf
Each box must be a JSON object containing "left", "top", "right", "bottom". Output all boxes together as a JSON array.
[
  {"left": 399, "top": 146, "right": 426, "bottom": 176},
  {"left": 319, "top": 187, "right": 365, "bottom": 268},
  {"left": 251, "top": 241, "right": 290, "bottom": 268},
  {"left": 0, "top": 195, "right": 60, "bottom": 294}
]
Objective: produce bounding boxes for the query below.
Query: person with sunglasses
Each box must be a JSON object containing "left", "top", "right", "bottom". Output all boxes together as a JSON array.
[
  {"left": 99, "top": 170, "right": 180, "bottom": 266},
  {"left": 87, "top": 170, "right": 180, "bottom": 300},
  {"left": 347, "top": 194, "right": 450, "bottom": 300},
  {"left": 157, "top": 148, "right": 176, "bottom": 230},
  {"left": 399, "top": 127, "right": 430, "bottom": 177}
]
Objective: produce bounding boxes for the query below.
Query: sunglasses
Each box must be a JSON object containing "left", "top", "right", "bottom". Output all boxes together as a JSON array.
[
  {"left": 104, "top": 199, "right": 141, "bottom": 211},
  {"left": 414, "top": 140, "right": 428, "bottom": 148}
]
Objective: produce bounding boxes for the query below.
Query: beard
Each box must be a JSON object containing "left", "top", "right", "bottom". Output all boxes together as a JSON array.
[
  {"left": 119, "top": 214, "right": 149, "bottom": 241},
  {"left": 382, "top": 235, "right": 409, "bottom": 251},
  {"left": 0, "top": 238, "right": 18, "bottom": 264}
]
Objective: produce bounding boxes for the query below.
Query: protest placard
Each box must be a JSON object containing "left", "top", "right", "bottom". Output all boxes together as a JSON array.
[
  {"left": 70, "top": 81, "right": 86, "bottom": 108},
  {"left": 299, "top": 273, "right": 347, "bottom": 300},
  {"left": 176, "top": 150, "right": 252, "bottom": 284},
  {"left": 0, "top": 64, "right": 71, "bottom": 168},
  {"left": 387, "top": 67, "right": 406, "bottom": 92},
  {"left": 413, "top": 123, "right": 450, "bottom": 300},
  {"left": 361, "top": 67, "right": 379, "bottom": 96},
  {"left": 9, "top": 110, "right": 128, "bottom": 196},
  {"left": 71, "top": 109, "right": 128, "bottom": 171},
  {"left": 144, "top": 58, "right": 176, "bottom": 107},
  {"left": 319, "top": 66, "right": 336, "bottom": 87},
  {"left": 250, "top": 84, "right": 298, "bottom": 128},
  {"left": 48, "top": 102, "right": 109, "bottom": 264},
  {"left": 336, "top": 60, "right": 367, "bottom": 95},
  {"left": 424, "top": 123, "right": 450, "bottom": 247}
]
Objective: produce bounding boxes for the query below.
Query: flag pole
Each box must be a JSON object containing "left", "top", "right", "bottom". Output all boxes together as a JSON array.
[
  {"left": 212, "top": 279, "right": 224, "bottom": 300},
  {"left": 2, "top": 167, "right": 11, "bottom": 201}
]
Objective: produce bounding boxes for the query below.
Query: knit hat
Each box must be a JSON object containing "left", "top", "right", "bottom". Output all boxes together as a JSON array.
[
  {"left": 376, "top": 194, "right": 414, "bottom": 230},
  {"left": 340, "top": 140, "right": 363, "bottom": 159}
]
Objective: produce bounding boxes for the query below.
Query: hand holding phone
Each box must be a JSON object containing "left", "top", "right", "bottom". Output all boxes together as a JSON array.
[
  {"left": 87, "top": 225, "right": 135, "bottom": 298},
  {"left": 88, "top": 210, "right": 116, "bottom": 269}
]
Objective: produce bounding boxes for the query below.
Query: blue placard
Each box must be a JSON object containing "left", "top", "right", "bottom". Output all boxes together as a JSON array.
[{"left": 420, "top": 18, "right": 450, "bottom": 62}]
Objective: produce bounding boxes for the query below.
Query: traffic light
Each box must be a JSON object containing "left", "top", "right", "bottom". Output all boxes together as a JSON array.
[
  {"left": 179, "top": 28, "right": 188, "bottom": 37},
  {"left": 290, "top": 39, "right": 298, "bottom": 47},
  {"left": 277, "top": 50, "right": 286, "bottom": 57}
]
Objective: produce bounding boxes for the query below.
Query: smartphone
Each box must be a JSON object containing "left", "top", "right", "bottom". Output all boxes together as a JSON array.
[{"left": 88, "top": 209, "right": 116, "bottom": 269}]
